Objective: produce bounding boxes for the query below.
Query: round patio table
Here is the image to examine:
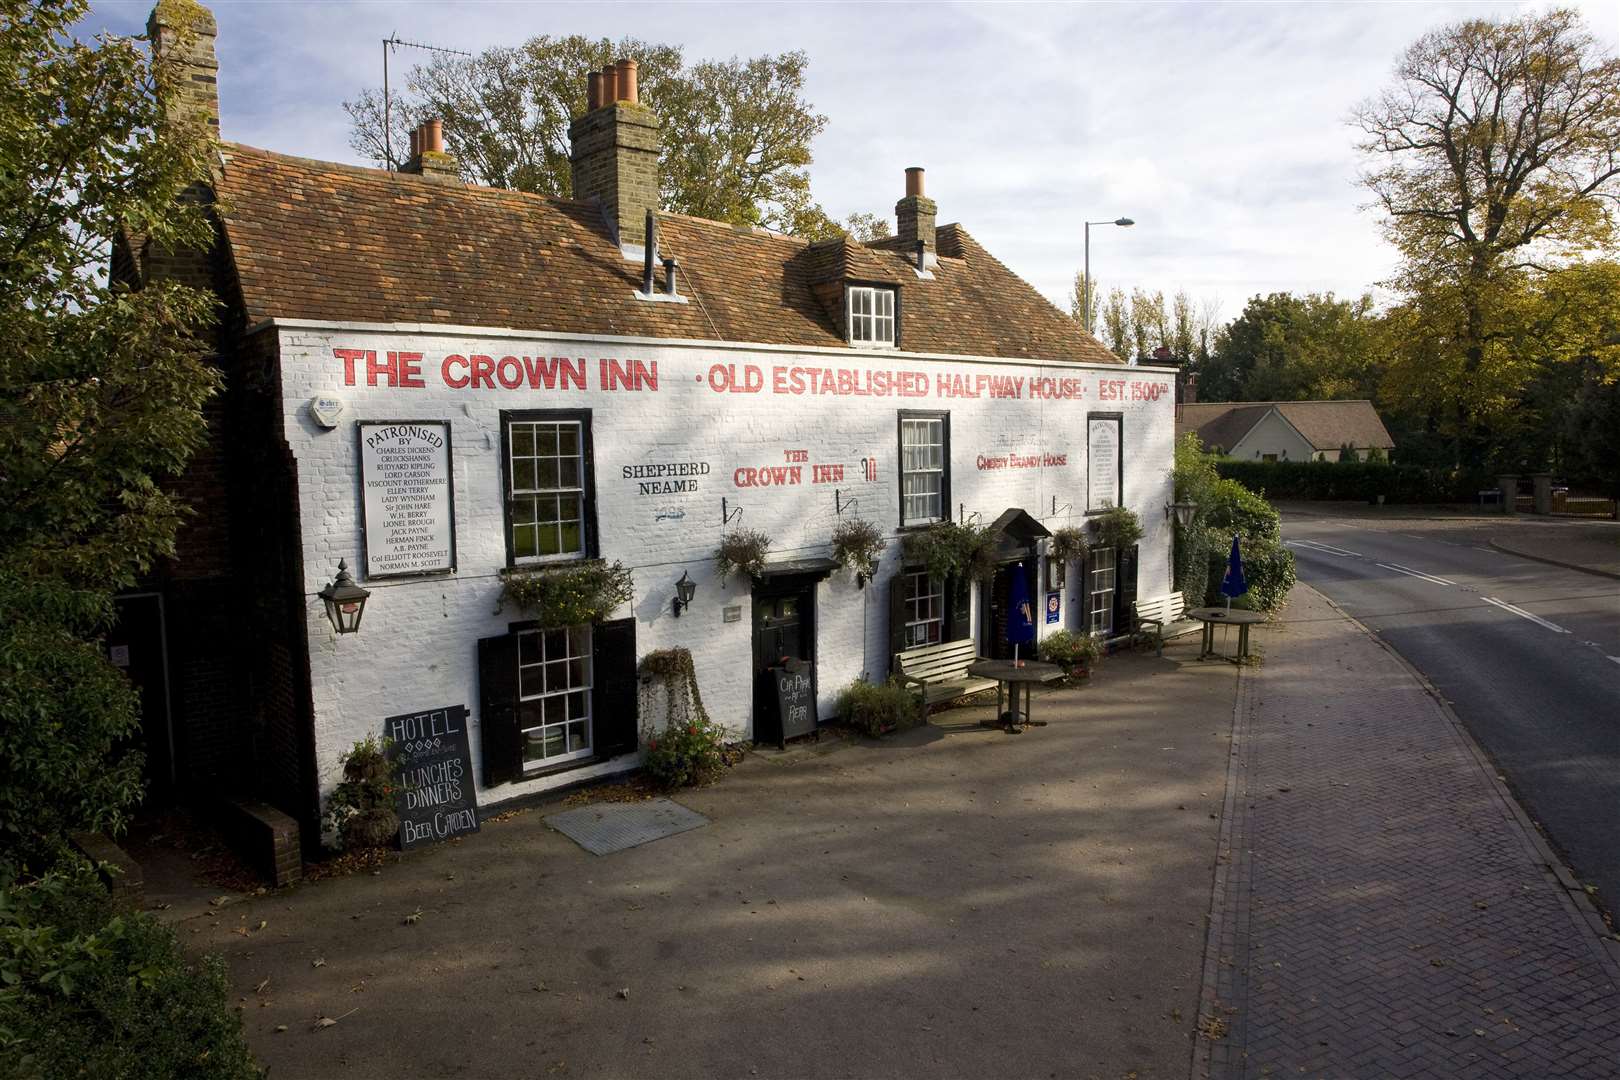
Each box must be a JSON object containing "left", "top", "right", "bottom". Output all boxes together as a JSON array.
[
  {"left": 1188, "top": 606, "right": 1266, "bottom": 662},
  {"left": 966, "top": 659, "right": 1063, "bottom": 734}
]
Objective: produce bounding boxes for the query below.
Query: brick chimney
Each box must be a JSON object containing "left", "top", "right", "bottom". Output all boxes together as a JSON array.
[
  {"left": 400, "top": 118, "right": 460, "bottom": 185},
  {"left": 147, "top": 0, "right": 220, "bottom": 135},
  {"left": 896, "top": 167, "right": 936, "bottom": 255},
  {"left": 569, "top": 59, "right": 660, "bottom": 256}
]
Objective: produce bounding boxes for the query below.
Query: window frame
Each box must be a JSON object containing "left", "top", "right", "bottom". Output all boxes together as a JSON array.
[
  {"left": 846, "top": 283, "right": 898, "bottom": 348},
  {"left": 901, "top": 570, "right": 946, "bottom": 648},
  {"left": 516, "top": 624, "right": 594, "bottom": 770},
  {"left": 897, "top": 409, "right": 950, "bottom": 529},
  {"left": 500, "top": 409, "right": 598, "bottom": 567},
  {"left": 1087, "top": 547, "right": 1117, "bottom": 637}
]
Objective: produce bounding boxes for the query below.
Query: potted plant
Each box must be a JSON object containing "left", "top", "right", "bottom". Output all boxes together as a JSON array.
[
  {"left": 1037, "top": 630, "right": 1102, "bottom": 680},
  {"left": 715, "top": 529, "right": 772, "bottom": 581},
  {"left": 830, "top": 518, "right": 884, "bottom": 584},
  {"left": 323, "top": 736, "right": 400, "bottom": 850}
]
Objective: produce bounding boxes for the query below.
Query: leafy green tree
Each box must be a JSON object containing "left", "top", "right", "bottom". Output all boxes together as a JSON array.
[
  {"left": 1355, "top": 7, "right": 1620, "bottom": 470},
  {"left": 0, "top": 0, "right": 218, "bottom": 870},
  {"left": 346, "top": 38, "right": 851, "bottom": 236},
  {"left": 1198, "top": 292, "right": 1385, "bottom": 403}
]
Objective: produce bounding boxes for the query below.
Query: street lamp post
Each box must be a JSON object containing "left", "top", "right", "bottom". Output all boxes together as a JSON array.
[{"left": 1083, "top": 216, "right": 1135, "bottom": 334}]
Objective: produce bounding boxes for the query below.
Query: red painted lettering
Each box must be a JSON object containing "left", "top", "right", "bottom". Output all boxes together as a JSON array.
[
  {"left": 496, "top": 356, "right": 524, "bottom": 389},
  {"left": 396, "top": 351, "right": 425, "bottom": 388},
  {"left": 442, "top": 354, "right": 469, "bottom": 388},
  {"left": 469, "top": 355, "right": 495, "bottom": 389},
  {"left": 366, "top": 350, "right": 395, "bottom": 386},
  {"left": 334, "top": 347, "right": 366, "bottom": 386}
]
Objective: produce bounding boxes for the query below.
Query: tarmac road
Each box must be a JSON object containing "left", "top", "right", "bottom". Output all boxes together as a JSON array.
[{"left": 1281, "top": 515, "right": 1620, "bottom": 913}]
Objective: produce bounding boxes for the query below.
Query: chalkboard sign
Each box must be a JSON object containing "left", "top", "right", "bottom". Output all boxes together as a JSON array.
[
  {"left": 385, "top": 704, "right": 480, "bottom": 850},
  {"left": 772, "top": 661, "right": 818, "bottom": 749}
]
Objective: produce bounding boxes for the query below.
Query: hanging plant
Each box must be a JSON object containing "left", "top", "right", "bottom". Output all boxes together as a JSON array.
[
  {"left": 900, "top": 521, "right": 997, "bottom": 582},
  {"left": 1089, "top": 505, "right": 1144, "bottom": 551},
  {"left": 715, "top": 529, "right": 772, "bottom": 580},
  {"left": 830, "top": 518, "right": 885, "bottom": 580},
  {"left": 498, "top": 559, "right": 634, "bottom": 626},
  {"left": 638, "top": 647, "right": 711, "bottom": 729},
  {"left": 1050, "top": 526, "right": 1087, "bottom": 563}
]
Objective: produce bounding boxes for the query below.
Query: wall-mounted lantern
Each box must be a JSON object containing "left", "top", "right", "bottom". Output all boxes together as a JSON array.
[
  {"left": 318, "top": 559, "right": 371, "bottom": 635},
  {"left": 673, "top": 570, "right": 696, "bottom": 617},
  {"left": 1166, "top": 500, "right": 1198, "bottom": 528}
]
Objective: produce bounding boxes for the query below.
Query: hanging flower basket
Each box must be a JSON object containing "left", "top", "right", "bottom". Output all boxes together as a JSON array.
[
  {"left": 900, "top": 521, "right": 997, "bottom": 581},
  {"left": 1050, "top": 526, "right": 1087, "bottom": 563},
  {"left": 1089, "top": 505, "right": 1144, "bottom": 551},
  {"left": 830, "top": 518, "right": 885, "bottom": 581},
  {"left": 715, "top": 529, "right": 772, "bottom": 581},
  {"left": 498, "top": 559, "right": 635, "bottom": 625}
]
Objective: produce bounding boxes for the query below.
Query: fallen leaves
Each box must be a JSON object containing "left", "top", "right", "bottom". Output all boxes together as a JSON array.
[
  {"left": 403, "top": 907, "right": 423, "bottom": 925},
  {"left": 312, "top": 1006, "right": 359, "bottom": 1031}
]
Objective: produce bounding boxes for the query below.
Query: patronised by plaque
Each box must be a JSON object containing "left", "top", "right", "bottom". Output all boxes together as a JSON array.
[{"left": 358, "top": 420, "right": 456, "bottom": 578}]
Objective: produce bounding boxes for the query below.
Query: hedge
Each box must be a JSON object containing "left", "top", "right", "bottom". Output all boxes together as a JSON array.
[{"left": 1214, "top": 460, "right": 1486, "bottom": 503}]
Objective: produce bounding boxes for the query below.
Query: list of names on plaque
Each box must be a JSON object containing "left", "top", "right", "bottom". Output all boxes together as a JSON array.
[{"left": 359, "top": 421, "right": 455, "bottom": 577}]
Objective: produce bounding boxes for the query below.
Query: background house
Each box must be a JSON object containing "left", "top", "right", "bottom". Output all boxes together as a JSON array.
[{"left": 1175, "top": 400, "right": 1395, "bottom": 462}]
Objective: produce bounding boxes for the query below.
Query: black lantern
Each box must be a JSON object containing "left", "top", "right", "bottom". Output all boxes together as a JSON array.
[
  {"left": 318, "top": 559, "right": 371, "bottom": 634},
  {"left": 1166, "top": 500, "right": 1198, "bottom": 528},
  {"left": 673, "top": 570, "right": 696, "bottom": 617}
]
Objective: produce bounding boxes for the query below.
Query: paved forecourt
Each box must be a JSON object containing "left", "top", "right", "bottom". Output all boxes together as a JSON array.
[{"left": 1202, "top": 584, "right": 1620, "bottom": 1079}]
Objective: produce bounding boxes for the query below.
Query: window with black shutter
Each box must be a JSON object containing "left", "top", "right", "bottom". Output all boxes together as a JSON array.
[
  {"left": 591, "top": 617, "right": 639, "bottom": 758},
  {"left": 477, "top": 634, "right": 522, "bottom": 787},
  {"left": 890, "top": 570, "right": 975, "bottom": 673},
  {"left": 1113, "top": 545, "right": 1141, "bottom": 635}
]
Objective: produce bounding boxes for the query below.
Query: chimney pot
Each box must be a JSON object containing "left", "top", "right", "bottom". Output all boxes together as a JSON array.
[
  {"left": 424, "top": 118, "right": 443, "bottom": 153},
  {"left": 905, "top": 167, "right": 925, "bottom": 198},
  {"left": 663, "top": 256, "right": 679, "bottom": 297},
  {"left": 601, "top": 64, "right": 619, "bottom": 105},
  {"left": 587, "top": 71, "right": 602, "bottom": 110},
  {"left": 616, "top": 59, "right": 638, "bottom": 105}
]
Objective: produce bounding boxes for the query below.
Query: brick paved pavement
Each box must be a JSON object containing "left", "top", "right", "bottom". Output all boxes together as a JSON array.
[{"left": 1198, "top": 584, "right": 1620, "bottom": 1079}]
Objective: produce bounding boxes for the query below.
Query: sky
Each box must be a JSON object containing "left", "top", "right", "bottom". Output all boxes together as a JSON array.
[{"left": 87, "top": 0, "right": 1620, "bottom": 328}]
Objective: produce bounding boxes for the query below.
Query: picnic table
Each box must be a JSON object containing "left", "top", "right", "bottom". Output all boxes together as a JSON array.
[
  {"left": 965, "top": 659, "right": 1063, "bottom": 733},
  {"left": 1188, "top": 606, "right": 1266, "bottom": 662}
]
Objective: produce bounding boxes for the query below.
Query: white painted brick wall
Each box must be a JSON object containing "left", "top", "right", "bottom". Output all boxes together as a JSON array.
[{"left": 278, "top": 326, "right": 1177, "bottom": 809}]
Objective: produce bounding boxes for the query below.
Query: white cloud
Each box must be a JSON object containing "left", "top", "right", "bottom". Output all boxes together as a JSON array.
[{"left": 85, "top": 0, "right": 1601, "bottom": 321}]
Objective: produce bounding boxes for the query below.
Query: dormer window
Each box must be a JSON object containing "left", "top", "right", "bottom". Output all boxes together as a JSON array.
[{"left": 847, "top": 286, "right": 896, "bottom": 347}]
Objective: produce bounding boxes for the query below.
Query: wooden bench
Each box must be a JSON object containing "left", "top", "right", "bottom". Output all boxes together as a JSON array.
[
  {"left": 1132, "top": 592, "right": 1201, "bottom": 656},
  {"left": 894, "top": 639, "right": 998, "bottom": 714}
]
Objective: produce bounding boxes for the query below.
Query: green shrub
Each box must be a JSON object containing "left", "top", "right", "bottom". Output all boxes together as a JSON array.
[
  {"left": 1037, "top": 630, "right": 1101, "bottom": 677},
  {"left": 1213, "top": 459, "right": 1483, "bottom": 503},
  {"left": 1205, "top": 478, "right": 1280, "bottom": 544},
  {"left": 834, "top": 679, "right": 922, "bottom": 737},
  {"left": 0, "top": 866, "right": 260, "bottom": 1079},
  {"left": 1200, "top": 534, "right": 1295, "bottom": 613},
  {"left": 641, "top": 710, "right": 730, "bottom": 789}
]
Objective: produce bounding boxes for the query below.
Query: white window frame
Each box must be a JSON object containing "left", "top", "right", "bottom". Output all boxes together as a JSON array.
[
  {"left": 1088, "top": 548, "right": 1117, "bottom": 637},
  {"left": 507, "top": 418, "right": 586, "bottom": 564},
  {"left": 903, "top": 571, "right": 945, "bottom": 648},
  {"left": 900, "top": 413, "right": 946, "bottom": 525},
  {"left": 847, "top": 285, "right": 896, "bottom": 347},
  {"left": 517, "top": 625, "right": 594, "bottom": 768}
]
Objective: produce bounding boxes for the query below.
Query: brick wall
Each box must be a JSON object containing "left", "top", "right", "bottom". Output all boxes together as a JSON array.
[
  {"left": 568, "top": 103, "right": 660, "bottom": 250},
  {"left": 275, "top": 327, "right": 1178, "bottom": 813}
]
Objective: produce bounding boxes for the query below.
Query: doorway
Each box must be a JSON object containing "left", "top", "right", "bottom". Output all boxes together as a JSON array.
[
  {"left": 979, "top": 559, "right": 1036, "bottom": 660},
  {"left": 751, "top": 578, "right": 816, "bottom": 745},
  {"left": 108, "top": 593, "right": 176, "bottom": 804}
]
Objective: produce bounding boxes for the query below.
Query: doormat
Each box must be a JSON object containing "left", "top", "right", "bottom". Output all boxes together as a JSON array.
[{"left": 544, "top": 797, "right": 709, "bottom": 856}]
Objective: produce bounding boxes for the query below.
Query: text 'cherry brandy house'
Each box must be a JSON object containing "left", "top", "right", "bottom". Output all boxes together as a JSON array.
[{"left": 119, "top": 1, "right": 1178, "bottom": 874}]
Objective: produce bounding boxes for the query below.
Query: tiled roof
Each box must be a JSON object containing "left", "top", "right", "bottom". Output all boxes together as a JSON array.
[
  {"left": 1176, "top": 400, "right": 1395, "bottom": 452},
  {"left": 214, "top": 144, "right": 1121, "bottom": 365}
]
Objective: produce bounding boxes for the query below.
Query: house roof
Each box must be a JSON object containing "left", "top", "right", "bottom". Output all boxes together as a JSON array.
[
  {"left": 1175, "top": 400, "right": 1395, "bottom": 453},
  {"left": 213, "top": 144, "right": 1121, "bottom": 365}
]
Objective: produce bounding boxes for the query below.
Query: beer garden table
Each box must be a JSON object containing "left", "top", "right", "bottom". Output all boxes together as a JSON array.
[
  {"left": 965, "top": 659, "right": 1064, "bottom": 734},
  {"left": 1188, "top": 606, "right": 1266, "bottom": 662}
]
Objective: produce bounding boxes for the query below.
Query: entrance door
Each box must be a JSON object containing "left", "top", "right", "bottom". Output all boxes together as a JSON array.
[
  {"left": 108, "top": 594, "right": 175, "bottom": 804},
  {"left": 979, "top": 560, "right": 1036, "bottom": 660},
  {"left": 752, "top": 582, "right": 814, "bottom": 744}
]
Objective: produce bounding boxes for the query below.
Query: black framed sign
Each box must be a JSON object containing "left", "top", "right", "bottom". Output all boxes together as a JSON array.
[
  {"left": 1086, "top": 413, "right": 1123, "bottom": 513},
  {"left": 387, "top": 704, "right": 480, "bottom": 850},
  {"left": 357, "top": 420, "right": 456, "bottom": 578}
]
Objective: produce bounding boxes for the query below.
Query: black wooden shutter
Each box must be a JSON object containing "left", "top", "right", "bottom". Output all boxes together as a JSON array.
[
  {"left": 1115, "top": 544, "right": 1141, "bottom": 632},
  {"left": 477, "top": 633, "right": 522, "bottom": 788},
  {"left": 948, "top": 574, "right": 972, "bottom": 642},
  {"left": 887, "top": 573, "right": 909, "bottom": 675},
  {"left": 592, "top": 617, "right": 639, "bottom": 758}
]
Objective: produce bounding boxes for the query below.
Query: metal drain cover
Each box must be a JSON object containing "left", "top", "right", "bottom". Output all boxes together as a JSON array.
[{"left": 545, "top": 797, "right": 709, "bottom": 856}]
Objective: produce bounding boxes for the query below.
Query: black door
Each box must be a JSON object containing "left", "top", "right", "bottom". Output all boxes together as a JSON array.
[
  {"left": 108, "top": 594, "right": 175, "bottom": 804},
  {"left": 752, "top": 581, "right": 814, "bottom": 745},
  {"left": 1113, "top": 545, "right": 1141, "bottom": 635},
  {"left": 979, "top": 559, "right": 1037, "bottom": 660}
]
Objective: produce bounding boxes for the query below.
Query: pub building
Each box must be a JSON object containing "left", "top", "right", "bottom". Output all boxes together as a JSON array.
[{"left": 117, "top": 1, "right": 1178, "bottom": 877}]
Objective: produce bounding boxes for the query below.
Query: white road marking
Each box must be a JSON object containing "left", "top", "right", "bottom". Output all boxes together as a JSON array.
[
  {"left": 1402, "top": 534, "right": 1427, "bottom": 541},
  {"left": 1481, "top": 596, "right": 1571, "bottom": 634},
  {"left": 1473, "top": 546, "right": 1497, "bottom": 554},
  {"left": 1288, "top": 539, "right": 1362, "bottom": 558},
  {"left": 1377, "top": 562, "right": 1458, "bottom": 586},
  {"left": 1608, "top": 656, "right": 1620, "bottom": 667}
]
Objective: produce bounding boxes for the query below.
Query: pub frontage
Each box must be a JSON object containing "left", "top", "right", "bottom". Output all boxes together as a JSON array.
[{"left": 122, "top": 2, "right": 1180, "bottom": 869}]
